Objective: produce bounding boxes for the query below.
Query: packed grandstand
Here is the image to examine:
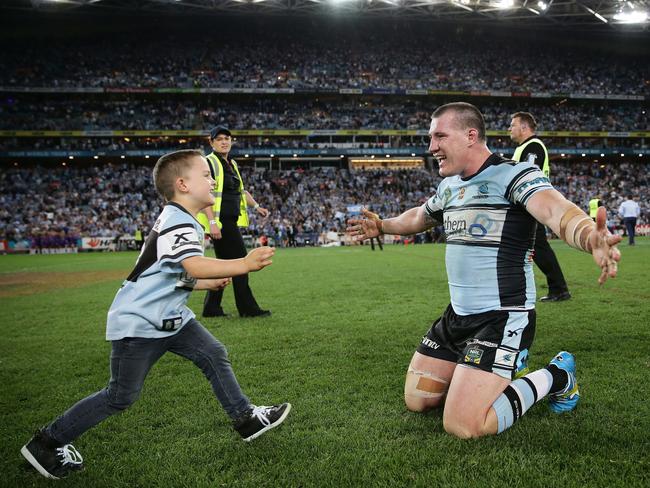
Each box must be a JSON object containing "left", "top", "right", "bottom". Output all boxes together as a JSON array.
[{"left": 0, "top": 13, "right": 648, "bottom": 252}]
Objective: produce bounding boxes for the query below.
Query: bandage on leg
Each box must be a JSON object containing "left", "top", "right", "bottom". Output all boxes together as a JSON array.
[{"left": 405, "top": 368, "right": 449, "bottom": 400}]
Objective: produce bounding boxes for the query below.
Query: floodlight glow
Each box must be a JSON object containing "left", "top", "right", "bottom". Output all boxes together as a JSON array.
[
  {"left": 613, "top": 10, "right": 648, "bottom": 23},
  {"left": 452, "top": 1, "right": 474, "bottom": 12},
  {"left": 497, "top": 0, "right": 514, "bottom": 9},
  {"left": 583, "top": 5, "right": 608, "bottom": 23},
  {"left": 537, "top": 1, "right": 547, "bottom": 9}
]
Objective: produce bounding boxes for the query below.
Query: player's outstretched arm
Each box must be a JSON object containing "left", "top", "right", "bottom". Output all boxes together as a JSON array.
[
  {"left": 347, "top": 206, "right": 431, "bottom": 241},
  {"left": 182, "top": 247, "right": 275, "bottom": 279},
  {"left": 526, "top": 190, "right": 621, "bottom": 285}
]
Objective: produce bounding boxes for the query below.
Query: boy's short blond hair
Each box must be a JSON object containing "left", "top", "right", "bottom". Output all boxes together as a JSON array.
[{"left": 152, "top": 149, "right": 205, "bottom": 201}]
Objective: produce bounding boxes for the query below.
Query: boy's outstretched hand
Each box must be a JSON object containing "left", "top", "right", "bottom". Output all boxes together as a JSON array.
[{"left": 245, "top": 246, "right": 275, "bottom": 271}]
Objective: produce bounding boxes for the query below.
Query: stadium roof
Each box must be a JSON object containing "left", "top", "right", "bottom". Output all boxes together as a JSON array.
[{"left": 5, "top": 0, "right": 650, "bottom": 30}]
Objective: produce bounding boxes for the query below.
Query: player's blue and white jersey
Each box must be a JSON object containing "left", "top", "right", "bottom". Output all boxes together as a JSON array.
[
  {"left": 106, "top": 202, "right": 204, "bottom": 340},
  {"left": 424, "top": 154, "right": 553, "bottom": 315}
]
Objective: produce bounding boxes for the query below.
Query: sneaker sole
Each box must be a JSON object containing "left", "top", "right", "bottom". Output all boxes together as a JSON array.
[
  {"left": 242, "top": 403, "right": 292, "bottom": 442},
  {"left": 20, "top": 445, "right": 59, "bottom": 480}
]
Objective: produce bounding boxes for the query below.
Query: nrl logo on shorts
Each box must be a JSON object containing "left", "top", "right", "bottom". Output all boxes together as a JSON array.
[{"left": 464, "top": 347, "right": 484, "bottom": 364}]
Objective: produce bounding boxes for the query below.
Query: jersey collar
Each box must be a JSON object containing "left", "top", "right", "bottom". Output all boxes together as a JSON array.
[
  {"left": 461, "top": 153, "right": 506, "bottom": 181},
  {"left": 166, "top": 201, "right": 203, "bottom": 225}
]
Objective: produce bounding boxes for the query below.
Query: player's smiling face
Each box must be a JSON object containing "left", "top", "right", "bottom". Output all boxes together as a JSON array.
[
  {"left": 184, "top": 156, "right": 215, "bottom": 208},
  {"left": 429, "top": 112, "right": 470, "bottom": 178}
]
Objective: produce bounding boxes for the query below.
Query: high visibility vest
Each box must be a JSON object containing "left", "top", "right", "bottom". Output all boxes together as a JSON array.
[
  {"left": 513, "top": 137, "right": 550, "bottom": 178},
  {"left": 197, "top": 153, "right": 249, "bottom": 232},
  {"left": 589, "top": 198, "right": 600, "bottom": 218}
]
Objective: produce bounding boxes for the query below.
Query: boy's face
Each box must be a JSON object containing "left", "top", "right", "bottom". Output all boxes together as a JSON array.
[{"left": 181, "top": 156, "right": 216, "bottom": 208}]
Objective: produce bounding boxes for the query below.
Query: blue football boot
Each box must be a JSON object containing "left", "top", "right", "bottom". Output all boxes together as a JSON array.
[{"left": 548, "top": 351, "right": 580, "bottom": 413}]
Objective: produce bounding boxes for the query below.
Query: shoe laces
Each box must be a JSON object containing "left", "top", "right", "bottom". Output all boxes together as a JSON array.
[
  {"left": 250, "top": 405, "right": 273, "bottom": 427},
  {"left": 56, "top": 444, "right": 83, "bottom": 466}
]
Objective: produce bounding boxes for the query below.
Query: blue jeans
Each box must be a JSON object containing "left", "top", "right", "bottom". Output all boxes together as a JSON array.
[{"left": 46, "top": 319, "right": 250, "bottom": 444}]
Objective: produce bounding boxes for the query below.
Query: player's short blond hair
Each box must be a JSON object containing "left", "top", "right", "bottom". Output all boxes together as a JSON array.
[
  {"left": 432, "top": 102, "right": 486, "bottom": 141},
  {"left": 153, "top": 149, "right": 205, "bottom": 201}
]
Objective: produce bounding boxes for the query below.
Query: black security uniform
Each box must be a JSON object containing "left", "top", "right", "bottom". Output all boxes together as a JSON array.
[{"left": 514, "top": 136, "right": 570, "bottom": 301}]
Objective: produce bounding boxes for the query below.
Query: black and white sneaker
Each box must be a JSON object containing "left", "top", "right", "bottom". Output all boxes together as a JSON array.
[
  {"left": 20, "top": 429, "right": 84, "bottom": 479},
  {"left": 233, "top": 403, "right": 291, "bottom": 442}
]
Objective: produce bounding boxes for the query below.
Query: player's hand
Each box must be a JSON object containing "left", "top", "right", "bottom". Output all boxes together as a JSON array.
[
  {"left": 346, "top": 208, "right": 382, "bottom": 240},
  {"left": 209, "top": 222, "right": 222, "bottom": 240},
  {"left": 589, "top": 206, "right": 622, "bottom": 285},
  {"left": 204, "top": 278, "right": 231, "bottom": 291},
  {"left": 245, "top": 246, "right": 275, "bottom": 271}
]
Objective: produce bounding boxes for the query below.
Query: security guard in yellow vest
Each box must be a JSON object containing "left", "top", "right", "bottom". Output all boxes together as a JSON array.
[
  {"left": 589, "top": 197, "right": 602, "bottom": 220},
  {"left": 510, "top": 112, "right": 570, "bottom": 302},
  {"left": 199, "top": 126, "right": 271, "bottom": 318}
]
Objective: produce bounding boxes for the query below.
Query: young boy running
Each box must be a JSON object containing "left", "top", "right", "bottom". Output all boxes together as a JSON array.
[{"left": 21, "top": 149, "right": 291, "bottom": 479}]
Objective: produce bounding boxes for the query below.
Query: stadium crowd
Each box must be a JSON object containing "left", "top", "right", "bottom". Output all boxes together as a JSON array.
[
  {"left": 1, "top": 162, "right": 646, "bottom": 252},
  {"left": 2, "top": 97, "right": 647, "bottom": 132},
  {"left": 2, "top": 24, "right": 648, "bottom": 95}
]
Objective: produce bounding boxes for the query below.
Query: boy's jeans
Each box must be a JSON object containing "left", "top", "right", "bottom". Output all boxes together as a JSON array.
[{"left": 47, "top": 319, "right": 250, "bottom": 444}]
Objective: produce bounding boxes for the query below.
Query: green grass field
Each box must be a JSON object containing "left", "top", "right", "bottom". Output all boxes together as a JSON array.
[{"left": 1, "top": 239, "right": 649, "bottom": 487}]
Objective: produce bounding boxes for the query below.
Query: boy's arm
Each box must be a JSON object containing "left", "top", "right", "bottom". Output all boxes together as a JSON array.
[
  {"left": 182, "top": 247, "right": 274, "bottom": 279},
  {"left": 194, "top": 278, "right": 231, "bottom": 291}
]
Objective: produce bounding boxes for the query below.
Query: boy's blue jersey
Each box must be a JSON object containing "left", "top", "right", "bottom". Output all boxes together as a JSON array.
[
  {"left": 106, "top": 202, "right": 205, "bottom": 340},
  {"left": 424, "top": 154, "right": 553, "bottom": 315}
]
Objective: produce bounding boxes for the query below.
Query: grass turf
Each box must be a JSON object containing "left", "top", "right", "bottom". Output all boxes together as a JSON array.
[{"left": 1, "top": 238, "right": 649, "bottom": 487}]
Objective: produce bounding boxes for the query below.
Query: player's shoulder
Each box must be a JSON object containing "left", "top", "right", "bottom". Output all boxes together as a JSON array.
[{"left": 154, "top": 203, "right": 199, "bottom": 234}]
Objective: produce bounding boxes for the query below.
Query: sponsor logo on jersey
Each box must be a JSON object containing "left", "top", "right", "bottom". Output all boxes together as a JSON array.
[
  {"left": 171, "top": 232, "right": 201, "bottom": 251},
  {"left": 421, "top": 337, "right": 441, "bottom": 350},
  {"left": 507, "top": 327, "right": 524, "bottom": 338},
  {"left": 472, "top": 183, "right": 490, "bottom": 199},
  {"left": 514, "top": 176, "right": 550, "bottom": 197},
  {"left": 467, "top": 339, "right": 498, "bottom": 348},
  {"left": 444, "top": 215, "right": 467, "bottom": 236},
  {"left": 494, "top": 348, "right": 517, "bottom": 368},
  {"left": 458, "top": 187, "right": 466, "bottom": 199},
  {"left": 465, "top": 347, "right": 484, "bottom": 364}
]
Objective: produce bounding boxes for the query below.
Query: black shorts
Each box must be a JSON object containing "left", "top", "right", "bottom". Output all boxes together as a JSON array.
[{"left": 416, "top": 304, "right": 535, "bottom": 380}]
